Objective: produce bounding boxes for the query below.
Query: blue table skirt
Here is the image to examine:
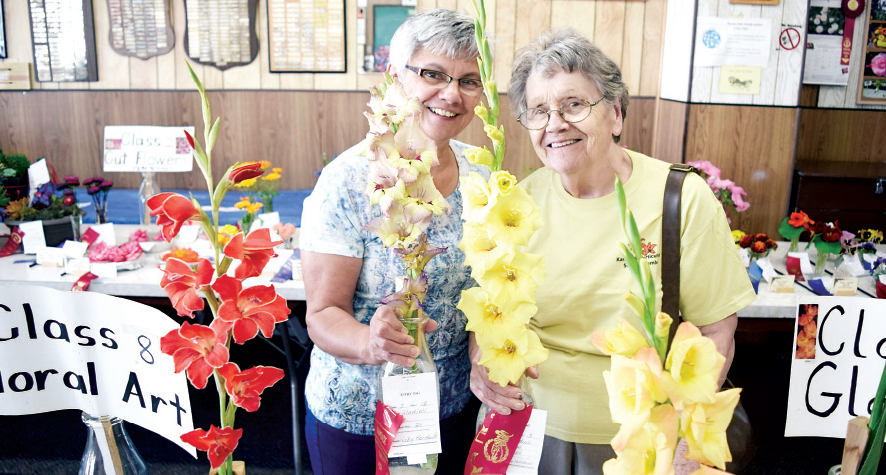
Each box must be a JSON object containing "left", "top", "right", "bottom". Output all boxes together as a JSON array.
[{"left": 74, "top": 188, "right": 311, "bottom": 227}]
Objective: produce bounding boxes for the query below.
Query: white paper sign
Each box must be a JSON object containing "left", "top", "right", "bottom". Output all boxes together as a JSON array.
[
  {"left": 0, "top": 286, "right": 196, "bottom": 456},
  {"left": 381, "top": 372, "right": 442, "bottom": 457},
  {"left": 27, "top": 158, "right": 51, "bottom": 200},
  {"left": 87, "top": 223, "right": 117, "bottom": 246},
  {"left": 506, "top": 408, "right": 547, "bottom": 475},
  {"left": 62, "top": 240, "right": 89, "bottom": 259},
  {"left": 103, "top": 126, "right": 195, "bottom": 172},
  {"left": 785, "top": 297, "right": 886, "bottom": 438},
  {"left": 694, "top": 18, "right": 772, "bottom": 67},
  {"left": 18, "top": 221, "right": 46, "bottom": 254},
  {"left": 802, "top": 0, "right": 850, "bottom": 85}
]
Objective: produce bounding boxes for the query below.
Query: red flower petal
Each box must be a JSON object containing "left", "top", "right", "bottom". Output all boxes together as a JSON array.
[
  {"left": 228, "top": 162, "right": 264, "bottom": 184},
  {"left": 181, "top": 425, "right": 243, "bottom": 469}
]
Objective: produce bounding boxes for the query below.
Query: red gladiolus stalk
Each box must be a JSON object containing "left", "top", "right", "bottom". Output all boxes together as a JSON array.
[{"left": 180, "top": 425, "right": 244, "bottom": 469}]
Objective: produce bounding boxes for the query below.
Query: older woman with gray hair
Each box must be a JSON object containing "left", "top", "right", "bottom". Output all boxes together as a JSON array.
[
  {"left": 468, "top": 28, "right": 755, "bottom": 474},
  {"left": 300, "top": 8, "right": 492, "bottom": 475}
]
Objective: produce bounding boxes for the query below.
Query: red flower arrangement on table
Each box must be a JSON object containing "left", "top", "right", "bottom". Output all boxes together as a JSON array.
[
  {"left": 738, "top": 233, "right": 778, "bottom": 260},
  {"left": 146, "top": 63, "right": 291, "bottom": 475}
]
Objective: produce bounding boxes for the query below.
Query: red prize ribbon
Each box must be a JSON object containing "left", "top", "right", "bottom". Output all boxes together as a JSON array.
[
  {"left": 463, "top": 406, "right": 533, "bottom": 475},
  {"left": 841, "top": 0, "right": 866, "bottom": 65},
  {"left": 785, "top": 255, "right": 806, "bottom": 282},
  {"left": 0, "top": 227, "right": 25, "bottom": 257},
  {"left": 72, "top": 272, "right": 99, "bottom": 292},
  {"left": 374, "top": 400, "right": 405, "bottom": 475},
  {"left": 81, "top": 227, "right": 100, "bottom": 246}
]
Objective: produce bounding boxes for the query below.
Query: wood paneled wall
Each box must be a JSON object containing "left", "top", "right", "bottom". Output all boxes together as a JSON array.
[
  {"left": 685, "top": 104, "right": 799, "bottom": 236},
  {"left": 0, "top": 0, "right": 665, "bottom": 97},
  {"left": 0, "top": 90, "right": 656, "bottom": 190}
]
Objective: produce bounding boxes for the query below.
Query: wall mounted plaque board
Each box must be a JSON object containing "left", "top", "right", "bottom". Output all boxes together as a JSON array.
[
  {"left": 28, "top": 0, "right": 99, "bottom": 82},
  {"left": 268, "top": 0, "right": 346, "bottom": 73},
  {"left": 1, "top": 0, "right": 7, "bottom": 59},
  {"left": 184, "top": 0, "right": 258, "bottom": 71},
  {"left": 106, "top": 0, "right": 175, "bottom": 59}
]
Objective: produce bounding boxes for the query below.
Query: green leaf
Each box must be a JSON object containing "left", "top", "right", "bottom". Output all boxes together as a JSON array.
[{"left": 777, "top": 217, "right": 805, "bottom": 241}]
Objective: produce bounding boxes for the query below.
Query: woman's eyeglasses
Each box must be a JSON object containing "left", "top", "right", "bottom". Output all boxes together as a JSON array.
[
  {"left": 517, "top": 97, "right": 605, "bottom": 130},
  {"left": 404, "top": 65, "right": 483, "bottom": 96}
]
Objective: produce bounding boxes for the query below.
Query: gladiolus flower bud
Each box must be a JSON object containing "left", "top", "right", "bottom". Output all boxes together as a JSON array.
[{"left": 228, "top": 162, "right": 264, "bottom": 184}]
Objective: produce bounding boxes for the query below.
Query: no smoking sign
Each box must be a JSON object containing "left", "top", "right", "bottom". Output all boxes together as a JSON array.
[{"left": 780, "top": 27, "right": 801, "bottom": 50}]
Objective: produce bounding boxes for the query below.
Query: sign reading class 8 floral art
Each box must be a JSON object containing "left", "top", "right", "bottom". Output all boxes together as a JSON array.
[
  {"left": 459, "top": 1, "right": 550, "bottom": 474},
  {"left": 147, "top": 63, "right": 290, "bottom": 475},
  {"left": 591, "top": 177, "right": 741, "bottom": 475}
]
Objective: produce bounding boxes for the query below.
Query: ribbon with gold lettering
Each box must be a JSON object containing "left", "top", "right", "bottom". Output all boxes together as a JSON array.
[
  {"left": 785, "top": 255, "right": 806, "bottom": 282},
  {"left": 0, "top": 227, "right": 25, "bottom": 257},
  {"left": 841, "top": 0, "right": 866, "bottom": 65},
  {"left": 463, "top": 406, "right": 533, "bottom": 475},
  {"left": 81, "top": 227, "right": 100, "bottom": 246},
  {"left": 375, "top": 400, "right": 405, "bottom": 475},
  {"left": 72, "top": 272, "right": 99, "bottom": 292}
]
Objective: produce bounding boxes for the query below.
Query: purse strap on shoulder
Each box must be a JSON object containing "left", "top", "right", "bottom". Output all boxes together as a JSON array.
[{"left": 662, "top": 163, "right": 697, "bottom": 346}]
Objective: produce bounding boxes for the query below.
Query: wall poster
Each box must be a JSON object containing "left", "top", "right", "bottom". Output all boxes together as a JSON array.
[
  {"left": 858, "top": 0, "right": 886, "bottom": 103},
  {"left": 27, "top": 0, "right": 99, "bottom": 82},
  {"left": 357, "top": 0, "right": 414, "bottom": 73},
  {"left": 106, "top": 0, "right": 175, "bottom": 59},
  {"left": 803, "top": 0, "right": 850, "bottom": 85},
  {"left": 268, "top": 0, "right": 346, "bottom": 73},
  {"left": 183, "top": 0, "right": 259, "bottom": 70}
]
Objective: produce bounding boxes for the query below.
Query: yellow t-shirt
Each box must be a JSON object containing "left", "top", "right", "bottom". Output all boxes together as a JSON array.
[{"left": 521, "top": 150, "right": 757, "bottom": 444}]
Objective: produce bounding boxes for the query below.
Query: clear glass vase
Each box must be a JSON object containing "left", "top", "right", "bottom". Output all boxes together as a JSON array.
[
  {"left": 377, "top": 312, "right": 439, "bottom": 474},
  {"left": 138, "top": 172, "right": 158, "bottom": 226},
  {"left": 79, "top": 412, "right": 147, "bottom": 475},
  {"left": 475, "top": 375, "right": 536, "bottom": 432}
]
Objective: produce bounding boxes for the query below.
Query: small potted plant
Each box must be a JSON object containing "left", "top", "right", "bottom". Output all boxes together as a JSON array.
[
  {"left": 3, "top": 178, "right": 82, "bottom": 247},
  {"left": 0, "top": 151, "right": 31, "bottom": 201}
]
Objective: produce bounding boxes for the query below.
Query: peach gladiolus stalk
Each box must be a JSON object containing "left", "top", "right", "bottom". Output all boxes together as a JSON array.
[
  {"left": 457, "top": 0, "right": 548, "bottom": 388},
  {"left": 591, "top": 176, "right": 743, "bottom": 473},
  {"left": 152, "top": 62, "right": 290, "bottom": 475}
]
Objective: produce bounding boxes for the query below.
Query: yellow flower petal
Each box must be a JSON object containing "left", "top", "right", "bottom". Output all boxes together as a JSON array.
[
  {"left": 464, "top": 146, "right": 494, "bottom": 168},
  {"left": 591, "top": 318, "right": 650, "bottom": 356},
  {"left": 604, "top": 348, "right": 668, "bottom": 424},
  {"left": 484, "top": 188, "right": 543, "bottom": 248},
  {"left": 603, "top": 404, "right": 678, "bottom": 475},
  {"left": 679, "top": 388, "right": 741, "bottom": 470},
  {"left": 662, "top": 322, "right": 725, "bottom": 409},
  {"left": 477, "top": 329, "right": 548, "bottom": 386},
  {"left": 478, "top": 250, "right": 546, "bottom": 307}
]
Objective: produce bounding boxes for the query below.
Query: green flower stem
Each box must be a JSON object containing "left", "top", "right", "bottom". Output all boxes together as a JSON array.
[{"left": 860, "top": 361, "right": 886, "bottom": 474}]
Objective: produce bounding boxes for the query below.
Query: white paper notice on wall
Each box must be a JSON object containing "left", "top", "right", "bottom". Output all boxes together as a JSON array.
[
  {"left": 103, "top": 126, "right": 196, "bottom": 172},
  {"left": 694, "top": 17, "right": 772, "bottom": 67}
]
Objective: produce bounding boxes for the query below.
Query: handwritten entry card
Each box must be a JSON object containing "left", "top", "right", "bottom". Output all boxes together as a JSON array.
[
  {"left": 507, "top": 408, "right": 547, "bottom": 474},
  {"left": 381, "top": 372, "right": 442, "bottom": 458}
]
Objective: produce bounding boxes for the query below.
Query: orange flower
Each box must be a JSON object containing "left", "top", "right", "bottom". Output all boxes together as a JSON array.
[
  {"left": 160, "top": 321, "right": 229, "bottom": 389},
  {"left": 211, "top": 275, "right": 290, "bottom": 344},
  {"left": 180, "top": 425, "right": 243, "bottom": 469},
  {"left": 162, "top": 247, "right": 200, "bottom": 263},
  {"left": 788, "top": 211, "right": 814, "bottom": 229},
  {"left": 159, "top": 258, "right": 213, "bottom": 317},
  {"left": 218, "top": 362, "right": 285, "bottom": 412},
  {"left": 148, "top": 192, "right": 202, "bottom": 241},
  {"left": 223, "top": 228, "right": 282, "bottom": 279}
]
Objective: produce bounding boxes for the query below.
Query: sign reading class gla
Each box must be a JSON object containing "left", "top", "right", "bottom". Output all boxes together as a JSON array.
[
  {"left": 786, "top": 296, "right": 886, "bottom": 439},
  {"left": 0, "top": 285, "right": 196, "bottom": 457},
  {"left": 103, "top": 125, "right": 195, "bottom": 172}
]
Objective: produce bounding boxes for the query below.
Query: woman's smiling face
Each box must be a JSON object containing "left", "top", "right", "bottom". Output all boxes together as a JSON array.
[
  {"left": 392, "top": 48, "right": 482, "bottom": 147},
  {"left": 524, "top": 69, "right": 623, "bottom": 178}
]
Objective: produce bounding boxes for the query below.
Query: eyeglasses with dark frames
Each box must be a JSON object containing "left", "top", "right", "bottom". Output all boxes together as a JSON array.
[
  {"left": 404, "top": 65, "right": 483, "bottom": 96},
  {"left": 516, "top": 97, "right": 605, "bottom": 130}
]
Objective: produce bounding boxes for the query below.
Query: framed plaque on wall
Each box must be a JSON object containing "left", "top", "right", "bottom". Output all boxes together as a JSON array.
[
  {"left": 858, "top": 0, "right": 886, "bottom": 104},
  {"left": 267, "top": 0, "right": 346, "bottom": 72},
  {"left": 183, "top": 0, "right": 259, "bottom": 71},
  {"left": 106, "top": 0, "right": 175, "bottom": 59},
  {"left": 28, "top": 0, "right": 99, "bottom": 82},
  {"left": 1, "top": 0, "right": 7, "bottom": 59}
]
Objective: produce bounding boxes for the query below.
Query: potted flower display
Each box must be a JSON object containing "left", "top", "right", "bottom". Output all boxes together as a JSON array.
[
  {"left": 0, "top": 151, "right": 31, "bottom": 201},
  {"left": 3, "top": 178, "right": 82, "bottom": 247}
]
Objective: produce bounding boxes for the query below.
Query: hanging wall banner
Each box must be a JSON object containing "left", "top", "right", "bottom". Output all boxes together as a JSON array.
[
  {"left": 0, "top": 285, "right": 196, "bottom": 456},
  {"left": 106, "top": 0, "right": 175, "bottom": 59},
  {"left": 183, "top": 0, "right": 259, "bottom": 70},
  {"left": 785, "top": 297, "right": 886, "bottom": 438},
  {"left": 103, "top": 126, "right": 195, "bottom": 173}
]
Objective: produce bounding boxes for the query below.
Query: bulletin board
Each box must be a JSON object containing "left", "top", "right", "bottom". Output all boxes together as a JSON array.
[
  {"left": 858, "top": 0, "right": 886, "bottom": 103},
  {"left": 371, "top": 5, "right": 412, "bottom": 72}
]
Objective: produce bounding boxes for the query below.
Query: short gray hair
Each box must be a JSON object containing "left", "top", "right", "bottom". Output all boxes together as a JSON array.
[
  {"left": 509, "top": 28, "right": 629, "bottom": 142},
  {"left": 388, "top": 9, "right": 480, "bottom": 73}
]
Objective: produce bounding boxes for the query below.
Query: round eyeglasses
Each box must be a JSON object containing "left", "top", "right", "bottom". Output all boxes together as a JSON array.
[
  {"left": 404, "top": 65, "right": 483, "bottom": 96},
  {"left": 516, "top": 97, "right": 605, "bottom": 130}
]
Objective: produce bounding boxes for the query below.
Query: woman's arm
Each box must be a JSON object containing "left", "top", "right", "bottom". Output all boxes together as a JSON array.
[
  {"left": 302, "top": 250, "right": 434, "bottom": 367},
  {"left": 698, "top": 313, "right": 738, "bottom": 388}
]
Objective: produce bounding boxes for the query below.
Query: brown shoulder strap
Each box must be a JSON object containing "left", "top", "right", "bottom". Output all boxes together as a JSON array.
[{"left": 662, "top": 163, "right": 696, "bottom": 345}]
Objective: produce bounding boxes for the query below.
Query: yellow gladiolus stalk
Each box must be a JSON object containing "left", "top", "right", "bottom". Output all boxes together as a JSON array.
[
  {"left": 661, "top": 322, "right": 725, "bottom": 410},
  {"left": 679, "top": 388, "right": 741, "bottom": 470}
]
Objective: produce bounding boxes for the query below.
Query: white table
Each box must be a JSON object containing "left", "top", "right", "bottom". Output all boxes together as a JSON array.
[
  {"left": 0, "top": 223, "right": 306, "bottom": 302},
  {"left": 737, "top": 241, "right": 879, "bottom": 319}
]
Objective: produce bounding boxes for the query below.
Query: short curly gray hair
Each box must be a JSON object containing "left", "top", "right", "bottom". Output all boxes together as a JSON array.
[
  {"left": 388, "top": 9, "right": 480, "bottom": 74},
  {"left": 509, "top": 28, "right": 629, "bottom": 142}
]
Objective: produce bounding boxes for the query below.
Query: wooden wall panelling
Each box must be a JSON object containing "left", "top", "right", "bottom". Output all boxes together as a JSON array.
[
  {"left": 621, "top": 97, "right": 655, "bottom": 156},
  {"left": 494, "top": 0, "right": 517, "bottom": 92},
  {"left": 689, "top": 0, "right": 718, "bottom": 103},
  {"left": 258, "top": 0, "right": 281, "bottom": 90},
  {"left": 797, "top": 109, "right": 886, "bottom": 162},
  {"left": 639, "top": 0, "right": 664, "bottom": 97},
  {"left": 437, "top": 0, "right": 459, "bottom": 10},
  {"left": 551, "top": 1, "right": 596, "bottom": 41},
  {"left": 659, "top": 0, "right": 695, "bottom": 101},
  {"left": 685, "top": 104, "right": 798, "bottom": 235},
  {"left": 594, "top": 1, "right": 626, "bottom": 68},
  {"left": 621, "top": 1, "right": 644, "bottom": 96},
  {"left": 174, "top": 0, "right": 198, "bottom": 90},
  {"left": 311, "top": 0, "right": 357, "bottom": 91},
  {"left": 516, "top": 1, "right": 553, "bottom": 57},
  {"left": 654, "top": 99, "right": 687, "bottom": 162},
  {"left": 770, "top": 0, "right": 804, "bottom": 106}
]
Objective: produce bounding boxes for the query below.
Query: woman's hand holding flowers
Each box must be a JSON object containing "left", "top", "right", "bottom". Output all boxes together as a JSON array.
[
  {"left": 365, "top": 304, "right": 438, "bottom": 367},
  {"left": 468, "top": 334, "right": 538, "bottom": 416}
]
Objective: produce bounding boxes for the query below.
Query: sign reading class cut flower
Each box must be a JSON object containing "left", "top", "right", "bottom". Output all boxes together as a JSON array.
[
  {"left": 0, "top": 285, "right": 196, "bottom": 456},
  {"left": 147, "top": 62, "right": 291, "bottom": 475},
  {"left": 103, "top": 126, "right": 196, "bottom": 172},
  {"left": 786, "top": 297, "right": 886, "bottom": 438}
]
